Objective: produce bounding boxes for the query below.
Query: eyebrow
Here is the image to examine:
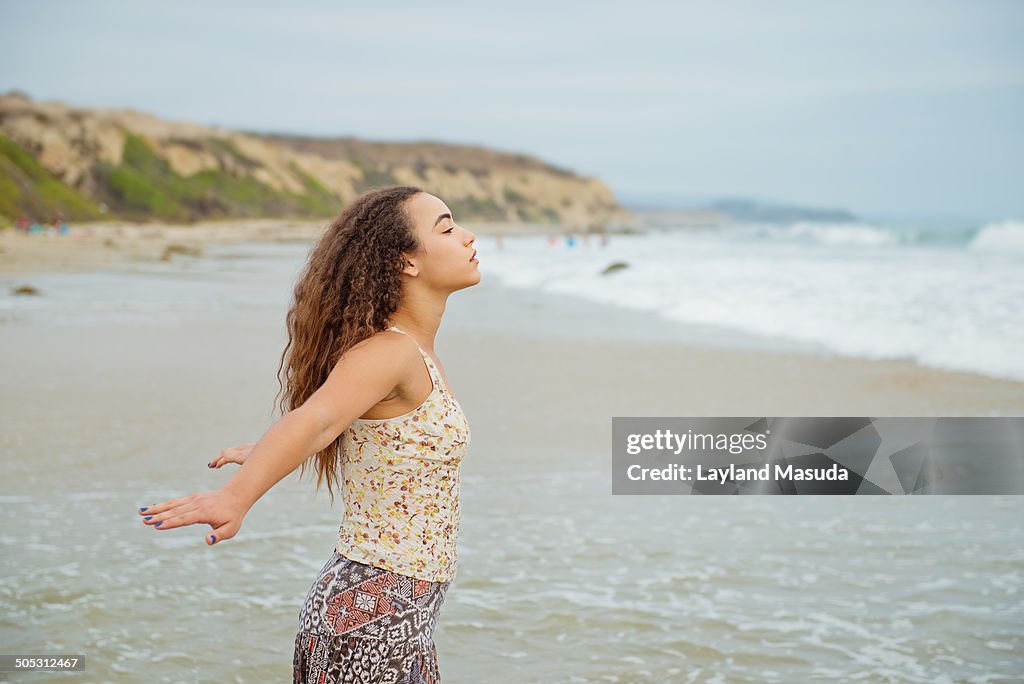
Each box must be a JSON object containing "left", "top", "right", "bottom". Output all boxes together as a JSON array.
[{"left": 433, "top": 213, "right": 452, "bottom": 229}]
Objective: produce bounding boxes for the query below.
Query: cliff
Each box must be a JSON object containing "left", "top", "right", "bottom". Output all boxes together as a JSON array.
[{"left": 0, "top": 91, "right": 633, "bottom": 228}]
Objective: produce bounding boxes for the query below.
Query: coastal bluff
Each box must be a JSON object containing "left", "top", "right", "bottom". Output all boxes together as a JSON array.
[{"left": 0, "top": 91, "right": 634, "bottom": 229}]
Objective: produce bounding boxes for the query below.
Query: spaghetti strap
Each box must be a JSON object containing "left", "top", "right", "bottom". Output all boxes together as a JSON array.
[
  {"left": 387, "top": 325, "right": 438, "bottom": 376},
  {"left": 386, "top": 326, "right": 457, "bottom": 403},
  {"left": 386, "top": 326, "right": 433, "bottom": 364},
  {"left": 390, "top": 326, "right": 445, "bottom": 366},
  {"left": 385, "top": 325, "right": 421, "bottom": 350}
]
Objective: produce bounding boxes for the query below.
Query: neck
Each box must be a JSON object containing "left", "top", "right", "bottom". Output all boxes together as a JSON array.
[{"left": 387, "top": 290, "right": 448, "bottom": 352}]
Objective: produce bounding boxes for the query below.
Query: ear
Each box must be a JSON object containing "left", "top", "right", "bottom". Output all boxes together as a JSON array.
[{"left": 401, "top": 253, "right": 419, "bottom": 277}]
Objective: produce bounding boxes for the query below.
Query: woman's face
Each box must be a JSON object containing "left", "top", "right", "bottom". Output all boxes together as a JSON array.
[{"left": 403, "top": 192, "right": 480, "bottom": 292}]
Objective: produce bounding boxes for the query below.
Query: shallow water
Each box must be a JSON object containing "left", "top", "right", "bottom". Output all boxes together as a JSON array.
[
  {"left": 1, "top": 242, "right": 1021, "bottom": 682},
  {"left": 1, "top": 473, "right": 1021, "bottom": 682},
  {"left": 480, "top": 224, "right": 1024, "bottom": 383}
]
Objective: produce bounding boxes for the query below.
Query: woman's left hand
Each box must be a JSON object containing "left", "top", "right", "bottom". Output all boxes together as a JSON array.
[{"left": 208, "top": 442, "right": 257, "bottom": 469}]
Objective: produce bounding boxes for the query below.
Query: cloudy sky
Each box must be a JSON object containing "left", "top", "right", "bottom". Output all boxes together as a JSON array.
[{"left": 1, "top": 0, "right": 1021, "bottom": 221}]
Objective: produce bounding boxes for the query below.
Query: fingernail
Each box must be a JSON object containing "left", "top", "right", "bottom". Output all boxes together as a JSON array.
[
  {"left": 208, "top": 462, "right": 212, "bottom": 467},
  {"left": 211, "top": 535, "right": 217, "bottom": 543},
  {"left": 139, "top": 507, "right": 148, "bottom": 512},
  {"left": 144, "top": 516, "right": 152, "bottom": 521},
  {"left": 155, "top": 521, "right": 163, "bottom": 527}
]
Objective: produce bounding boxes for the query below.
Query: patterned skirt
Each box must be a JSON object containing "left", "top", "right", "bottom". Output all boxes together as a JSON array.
[{"left": 293, "top": 549, "right": 451, "bottom": 683}]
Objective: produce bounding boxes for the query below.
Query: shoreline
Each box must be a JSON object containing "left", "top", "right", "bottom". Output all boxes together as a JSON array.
[
  {"left": 443, "top": 276, "right": 1024, "bottom": 418},
  {"left": 3, "top": 229, "right": 1022, "bottom": 415},
  {"left": 0, "top": 219, "right": 327, "bottom": 275},
  {"left": 4, "top": 259, "right": 1017, "bottom": 683},
  {"left": 0, "top": 218, "right": 637, "bottom": 276}
]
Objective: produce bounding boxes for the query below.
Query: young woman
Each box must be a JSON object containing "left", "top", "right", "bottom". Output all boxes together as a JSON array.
[{"left": 136, "top": 185, "right": 480, "bottom": 682}]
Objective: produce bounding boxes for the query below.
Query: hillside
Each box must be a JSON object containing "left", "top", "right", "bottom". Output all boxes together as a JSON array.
[{"left": 0, "top": 91, "right": 632, "bottom": 228}]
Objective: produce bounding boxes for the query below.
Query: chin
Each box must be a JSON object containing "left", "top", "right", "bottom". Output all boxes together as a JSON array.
[{"left": 454, "top": 271, "right": 482, "bottom": 291}]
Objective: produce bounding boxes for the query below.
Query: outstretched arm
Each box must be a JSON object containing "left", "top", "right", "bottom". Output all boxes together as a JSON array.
[
  {"left": 136, "top": 409, "right": 323, "bottom": 544},
  {"left": 135, "top": 330, "right": 420, "bottom": 545}
]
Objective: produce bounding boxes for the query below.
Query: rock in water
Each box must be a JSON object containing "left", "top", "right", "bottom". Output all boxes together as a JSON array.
[
  {"left": 161, "top": 243, "right": 204, "bottom": 261},
  {"left": 601, "top": 261, "right": 628, "bottom": 275}
]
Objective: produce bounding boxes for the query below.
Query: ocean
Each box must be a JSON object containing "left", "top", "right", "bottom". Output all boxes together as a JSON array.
[
  {"left": 5, "top": 216, "right": 1021, "bottom": 384},
  {"left": 0, "top": 227, "right": 1021, "bottom": 682},
  {"left": 477, "top": 217, "right": 1024, "bottom": 383}
]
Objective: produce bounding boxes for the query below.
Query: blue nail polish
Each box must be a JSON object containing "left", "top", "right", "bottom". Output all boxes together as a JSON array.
[
  {"left": 139, "top": 507, "right": 148, "bottom": 512},
  {"left": 211, "top": 535, "right": 217, "bottom": 543},
  {"left": 155, "top": 521, "right": 162, "bottom": 527},
  {"left": 145, "top": 516, "right": 152, "bottom": 521}
]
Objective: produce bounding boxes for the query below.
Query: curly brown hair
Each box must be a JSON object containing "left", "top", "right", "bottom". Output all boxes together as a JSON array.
[{"left": 273, "top": 185, "right": 424, "bottom": 506}]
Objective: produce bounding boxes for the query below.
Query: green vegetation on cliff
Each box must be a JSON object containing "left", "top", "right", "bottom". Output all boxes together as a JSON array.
[
  {"left": 92, "top": 133, "right": 339, "bottom": 222},
  {"left": 0, "top": 92, "right": 630, "bottom": 227},
  {"left": 0, "top": 134, "right": 103, "bottom": 223}
]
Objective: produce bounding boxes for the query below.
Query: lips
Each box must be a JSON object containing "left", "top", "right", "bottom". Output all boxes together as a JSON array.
[{"left": 470, "top": 250, "right": 477, "bottom": 262}]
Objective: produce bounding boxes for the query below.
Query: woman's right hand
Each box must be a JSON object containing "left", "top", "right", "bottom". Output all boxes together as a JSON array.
[
  {"left": 138, "top": 487, "right": 250, "bottom": 545},
  {"left": 208, "top": 442, "right": 257, "bottom": 469}
]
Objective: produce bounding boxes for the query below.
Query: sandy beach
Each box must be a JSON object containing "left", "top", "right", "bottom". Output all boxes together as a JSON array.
[
  {"left": 1, "top": 235, "right": 1022, "bottom": 681},
  {"left": 0, "top": 218, "right": 625, "bottom": 276}
]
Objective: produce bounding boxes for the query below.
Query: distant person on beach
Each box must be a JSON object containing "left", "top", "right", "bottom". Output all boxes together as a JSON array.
[
  {"left": 137, "top": 186, "right": 479, "bottom": 682},
  {"left": 52, "top": 210, "right": 68, "bottom": 236}
]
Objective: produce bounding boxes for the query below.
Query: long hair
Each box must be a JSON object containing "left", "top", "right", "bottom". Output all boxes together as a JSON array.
[{"left": 274, "top": 185, "right": 424, "bottom": 505}]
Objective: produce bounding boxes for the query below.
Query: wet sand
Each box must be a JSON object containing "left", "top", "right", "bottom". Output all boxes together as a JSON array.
[
  {"left": 1, "top": 237, "right": 1022, "bottom": 681},
  {"left": 0, "top": 218, "right": 621, "bottom": 276}
]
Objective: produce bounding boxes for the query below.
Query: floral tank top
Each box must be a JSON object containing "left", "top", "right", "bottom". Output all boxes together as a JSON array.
[{"left": 335, "top": 326, "right": 471, "bottom": 582}]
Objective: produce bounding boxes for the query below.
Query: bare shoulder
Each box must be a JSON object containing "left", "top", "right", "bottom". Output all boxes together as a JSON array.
[
  {"left": 302, "top": 328, "right": 425, "bottom": 437},
  {"left": 344, "top": 329, "right": 421, "bottom": 375}
]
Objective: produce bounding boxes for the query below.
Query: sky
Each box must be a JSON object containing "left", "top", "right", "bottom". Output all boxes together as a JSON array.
[{"left": 1, "top": 0, "right": 1022, "bottom": 222}]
